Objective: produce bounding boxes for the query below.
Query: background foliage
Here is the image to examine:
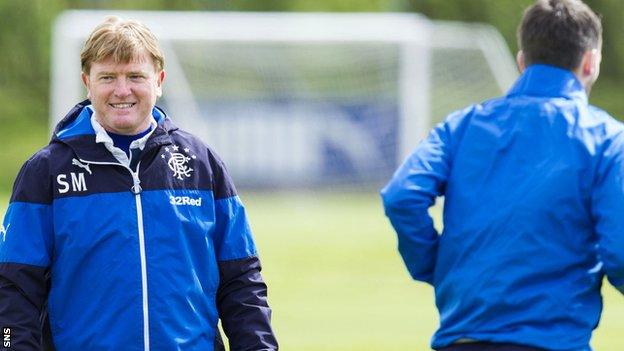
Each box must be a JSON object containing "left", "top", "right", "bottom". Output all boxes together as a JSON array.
[{"left": 1, "top": 0, "right": 623, "bottom": 192}]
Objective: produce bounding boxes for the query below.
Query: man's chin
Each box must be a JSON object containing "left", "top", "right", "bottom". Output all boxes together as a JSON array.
[{"left": 105, "top": 121, "right": 141, "bottom": 135}]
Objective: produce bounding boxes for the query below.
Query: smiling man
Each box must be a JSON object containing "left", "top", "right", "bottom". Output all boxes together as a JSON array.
[{"left": 0, "top": 16, "right": 278, "bottom": 351}]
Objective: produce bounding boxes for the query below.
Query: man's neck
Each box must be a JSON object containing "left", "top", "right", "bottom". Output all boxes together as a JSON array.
[{"left": 107, "top": 125, "right": 153, "bottom": 156}]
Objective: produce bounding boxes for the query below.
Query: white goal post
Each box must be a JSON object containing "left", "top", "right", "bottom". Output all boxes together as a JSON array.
[{"left": 51, "top": 11, "right": 517, "bottom": 188}]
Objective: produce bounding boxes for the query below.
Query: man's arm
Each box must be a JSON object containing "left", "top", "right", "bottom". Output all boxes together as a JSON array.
[
  {"left": 1, "top": 155, "right": 54, "bottom": 350},
  {"left": 217, "top": 254, "right": 275, "bottom": 350},
  {"left": 210, "top": 155, "right": 278, "bottom": 350},
  {"left": 592, "top": 132, "right": 624, "bottom": 294},
  {"left": 0, "top": 263, "right": 49, "bottom": 350},
  {"left": 380, "top": 121, "right": 453, "bottom": 285}
]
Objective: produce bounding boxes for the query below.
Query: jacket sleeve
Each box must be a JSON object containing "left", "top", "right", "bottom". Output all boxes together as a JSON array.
[
  {"left": 591, "top": 132, "right": 624, "bottom": 294},
  {"left": 380, "top": 121, "right": 452, "bottom": 285},
  {"left": 0, "top": 155, "right": 54, "bottom": 350},
  {"left": 210, "top": 154, "right": 278, "bottom": 350}
]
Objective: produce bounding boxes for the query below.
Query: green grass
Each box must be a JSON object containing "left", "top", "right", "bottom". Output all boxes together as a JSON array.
[
  {"left": 1, "top": 191, "right": 622, "bottom": 349},
  {"left": 242, "top": 191, "right": 624, "bottom": 350},
  {"left": 242, "top": 191, "right": 436, "bottom": 350}
]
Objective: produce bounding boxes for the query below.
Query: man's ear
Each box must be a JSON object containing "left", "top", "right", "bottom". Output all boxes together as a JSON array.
[
  {"left": 516, "top": 51, "right": 526, "bottom": 73},
  {"left": 581, "top": 49, "right": 599, "bottom": 76},
  {"left": 81, "top": 72, "right": 91, "bottom": 99},
  {"left": 156, "top": 70, "right": 166, "bottom": 98}
]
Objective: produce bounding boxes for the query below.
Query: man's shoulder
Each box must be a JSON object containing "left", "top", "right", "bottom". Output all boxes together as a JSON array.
[
  {"left": 587, "top": 104, "right": 623, "bottom": 126},
  {"left": 451, "top": 95, "right": 624, "bottom": 136},
  {"left": 168, "top": 127, "right": 205, "bottom": 147},
  {"left": 18, "top": 142, "right": 70, "bottom": 174},
  {"left": 438, "top": 100, "right": 497, "bottom": 136},
  {"left": 581, "top": 104, "right": 624, "bottom": 141},
  {"left": 443, "top": 94, "right": 508, "bottom": 122},
  {"left": 166, "top": 127, "right": 234, "bottom": 187},
  {"left": 10, "top": 143, "right": 67, "bottom": 204},
  {"left": 167, "top": 127, "right": 238, "bottom": 199},
  {"left": 167, "top": 127, "right": 224, "bottom": 165}
]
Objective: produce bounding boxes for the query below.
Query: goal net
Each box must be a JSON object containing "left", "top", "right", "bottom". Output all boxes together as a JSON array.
[{"left": 51, "top": 11, "right": 517, "bottom": 189}]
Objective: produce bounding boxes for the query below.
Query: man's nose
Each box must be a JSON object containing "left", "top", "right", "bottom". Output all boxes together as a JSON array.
[{"left": 113, "top": 79, "right": 132, "bottom": 97}]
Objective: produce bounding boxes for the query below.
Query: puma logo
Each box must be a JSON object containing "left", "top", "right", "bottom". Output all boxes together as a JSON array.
[
  {"left": 0, "top": 223, "right": 9, "bottom": 241},
  {"left": 72, "top": 158, "right": 92, "bottom": 175}
]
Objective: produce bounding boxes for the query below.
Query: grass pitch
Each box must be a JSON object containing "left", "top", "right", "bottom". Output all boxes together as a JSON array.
[
  {"left": 242, "top": 191, "right": 623, "bottom": 351},
  {"left": 1, "top": 191, "right": 622, "bottom": 350}
]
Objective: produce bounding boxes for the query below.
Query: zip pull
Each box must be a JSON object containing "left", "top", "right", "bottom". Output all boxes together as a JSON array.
[
  {"left": 131, "top": 171, "right": 142, "bottom": 195},
  {"left": 131, "top": 182, "right": 142, "bottom": 194}
]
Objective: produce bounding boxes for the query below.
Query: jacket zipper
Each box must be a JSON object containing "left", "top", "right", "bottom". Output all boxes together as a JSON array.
[{"left": 78, "top": 159, "right": 150, "bottom": 351}]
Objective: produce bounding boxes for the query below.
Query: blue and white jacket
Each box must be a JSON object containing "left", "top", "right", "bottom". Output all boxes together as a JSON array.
[
  {"left": 0, "top": 100, "right": 278, "bottom": 350},
  {"left": 382, "top": 65, "right": 624, "bottom": 350}
]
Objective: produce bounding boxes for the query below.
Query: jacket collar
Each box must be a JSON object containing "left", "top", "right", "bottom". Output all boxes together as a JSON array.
[
  {"left": 52, "top": 99, "right": 177, "bottom": 163},
  {"left": 506, "top": 64, "right": 588, "bottom": 103},
  {"left": 91, "top": 111, "right": 158, "bottom": 166}
]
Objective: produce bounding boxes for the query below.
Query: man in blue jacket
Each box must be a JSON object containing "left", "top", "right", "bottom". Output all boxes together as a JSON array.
[
  {"left": 382, "top": 1, "right": 624, "bottom": 350},
  {"left": 0, "top": 16, "right": 278, "bottom": 350}
]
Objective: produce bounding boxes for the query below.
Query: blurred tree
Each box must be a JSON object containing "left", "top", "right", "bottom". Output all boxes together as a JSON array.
[
  {"left": 0, "top": 1, "right": 62, "bottom": 193},
  {"left": 406, "top": 0, "right": 624, "bottom": 115}
]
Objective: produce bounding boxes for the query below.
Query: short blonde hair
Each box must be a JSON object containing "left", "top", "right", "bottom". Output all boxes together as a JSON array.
[{"left": 80, "top": 16, "right": 164, "bottom": 74}]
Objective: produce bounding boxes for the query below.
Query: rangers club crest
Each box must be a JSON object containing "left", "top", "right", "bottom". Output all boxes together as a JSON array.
[{"left": 161, "top": 145, "right": 196, "bottom": 180}]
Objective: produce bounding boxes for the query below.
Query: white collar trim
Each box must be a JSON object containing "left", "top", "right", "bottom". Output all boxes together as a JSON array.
[{"left": 90, "top": 108, "right": 157, "bottom": 166}]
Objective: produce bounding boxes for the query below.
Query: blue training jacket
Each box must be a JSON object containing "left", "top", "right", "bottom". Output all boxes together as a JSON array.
[
  {"left": 0, "top": 100, "right": 278, "bottom": 350},
  {"left": 381, "top": 65, "right": 624, "bottom": 350}
]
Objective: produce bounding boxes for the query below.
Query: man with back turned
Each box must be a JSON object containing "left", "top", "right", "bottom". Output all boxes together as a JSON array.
[{"left": 382, "top": 1, "right": 624, "bottom": 350}]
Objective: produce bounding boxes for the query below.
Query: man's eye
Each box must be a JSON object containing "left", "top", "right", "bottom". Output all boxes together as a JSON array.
[
  {"left": 100, "top": 76, "right": 113, "bottom": 81},
  {"left": 130, "top": 75, "right": 144, "bottom": 80}
]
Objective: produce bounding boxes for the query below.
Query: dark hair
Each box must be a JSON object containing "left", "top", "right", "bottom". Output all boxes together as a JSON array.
[{"left": 518, "top": 0, "right": 601, "bottom": 70}]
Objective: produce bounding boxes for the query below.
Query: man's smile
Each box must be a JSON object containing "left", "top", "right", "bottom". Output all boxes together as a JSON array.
[{"left": 109, "top": 102, "right": 136, "bottom": 109}]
